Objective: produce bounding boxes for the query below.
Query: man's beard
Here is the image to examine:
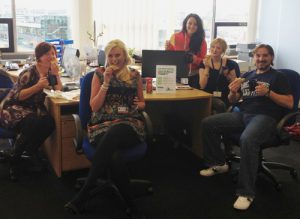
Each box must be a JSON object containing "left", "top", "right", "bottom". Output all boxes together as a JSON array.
[{"left": 256, "top": 62, "right": 270, "bottom": 71}]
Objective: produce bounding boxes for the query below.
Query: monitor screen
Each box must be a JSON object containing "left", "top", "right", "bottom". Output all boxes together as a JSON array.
[
  {"left": 62, "top": 47, "right": 79, "bottom": 66},
  {"left": 61, "top": 47, "right": 80, "bottom": 76},
  {"left": 141, "top": 50, "right": 189, "bottom": 78}
]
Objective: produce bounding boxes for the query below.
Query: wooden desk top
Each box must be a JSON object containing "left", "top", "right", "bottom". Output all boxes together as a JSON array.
[
  {"left": 47, "top": 89, "right": 211, "bottom": 107},
  {"left": 144, "top": 89, "right": 212, "bottom": 101},
  {"left": 47, "top": 96, "right": 79, "bottom": 106},
  {"left": 6, "top": 69, "right": 22, "bottom": 82},
  {"left": 8, "top": 69, "right": 211, "bottom": 103}
]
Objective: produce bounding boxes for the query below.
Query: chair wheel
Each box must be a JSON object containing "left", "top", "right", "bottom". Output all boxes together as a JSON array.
[
  {"left": 147, "top": 186, "right": 154, "bottom": 194},
  {"left": 290, "top": 170, "right": 298, "bottom": 179},
  {"left": 75, "top": 182, "right": 83, "bottom": 190},
  {"left": 275, "top": 183, "right": 283, "bottom": 191}
]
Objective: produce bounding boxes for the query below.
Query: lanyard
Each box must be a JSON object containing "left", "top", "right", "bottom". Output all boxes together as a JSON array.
[
  {"left": 210, "top": 58, "right": 225, "bottom": 92},
  {"left": 211, "top": 58, "right": 223, "bottom": 74}
]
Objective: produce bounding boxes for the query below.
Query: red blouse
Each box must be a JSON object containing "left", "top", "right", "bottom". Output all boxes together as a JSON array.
[{"left": 167, "top": 31, "right": 207, "bottom": 71}]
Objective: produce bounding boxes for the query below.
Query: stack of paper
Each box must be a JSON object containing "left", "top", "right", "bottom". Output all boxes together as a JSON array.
[{"left": 43, "top": 89, "right": 80, "bottom": 101}]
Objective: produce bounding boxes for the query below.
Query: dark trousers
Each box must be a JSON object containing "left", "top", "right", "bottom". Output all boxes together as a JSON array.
[
  {"left": 15, "top": 113, "right": 55, "bottom": 153},
  {"left": 72, "top": 123, "right": 142, "bottom": 207}
]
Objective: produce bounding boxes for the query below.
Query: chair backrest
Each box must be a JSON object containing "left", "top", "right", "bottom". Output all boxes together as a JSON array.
[
  {"left": 78, "top": 71, "right": 94, "bottom": 128},
  {"left": 0, "top": 69, "right": 16, "bottom": 138},
  {"left": 277, "top": 69, "right": 300, "bottom": 113},
  {"left": 0, "top": 69, "right": 14, "bottom": 89},
  {"left": 233, "top": 60, "right": 241, "bottom": 78}
]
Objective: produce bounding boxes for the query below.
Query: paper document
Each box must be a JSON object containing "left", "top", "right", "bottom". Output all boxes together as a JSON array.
[
  {"left": 155, "top": 65, "right": 176, "bottom": 93},
  {"left": 43, "top": 89, "right": 80, "bottom": 101}
]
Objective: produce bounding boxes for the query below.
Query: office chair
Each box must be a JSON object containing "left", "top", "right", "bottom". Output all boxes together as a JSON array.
[
  {"left": 226, "top": 69, "right": 300, "bottom": 191},
  {"left": 0, "top": 69, "right": 17, "bottom": 161},
  {"left": 71, "top": 71, "right": 153, "bottom": 208}
]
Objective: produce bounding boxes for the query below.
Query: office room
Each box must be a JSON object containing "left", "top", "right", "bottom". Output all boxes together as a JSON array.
[{"left": 0, "top": 0, "right": 300, "bottom": 218}]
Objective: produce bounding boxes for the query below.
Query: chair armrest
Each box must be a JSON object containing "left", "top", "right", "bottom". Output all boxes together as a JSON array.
[
  {"left": 277, "top": 111, "right": 300, "bottom": 131},
  {"left": 276, "top": 111, "right": 300, "bottom": 142},
  {"left": 72, "top": 114, "right": 84, "bottom": 154},
  {"left": 141, "top": 111, "right": 153, "bottom": 141}
]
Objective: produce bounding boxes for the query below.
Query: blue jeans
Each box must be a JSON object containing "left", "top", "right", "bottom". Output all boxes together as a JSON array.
[{"left": 201, "top": 112, "right": 277, "bottom": 198}]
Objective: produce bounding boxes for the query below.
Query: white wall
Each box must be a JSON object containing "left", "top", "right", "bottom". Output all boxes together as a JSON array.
[
  {"left": 70, "top": 0, "right": 94, "bottom": 55},
  {"left": 256, "top": 0, "right": 300, "bottom": 72}
]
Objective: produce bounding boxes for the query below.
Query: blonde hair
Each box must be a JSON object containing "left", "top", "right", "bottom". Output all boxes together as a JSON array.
[
  {"left": 104, "top": 39, "right": 132, "bottom": 83},
  {"left": 210, "top": 38, "right": 228, "bottom": 54}
]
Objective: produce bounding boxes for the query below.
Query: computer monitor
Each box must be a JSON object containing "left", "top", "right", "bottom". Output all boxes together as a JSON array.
[
  {"left": 141, "top": 50, "right": 189, "bottom": 79},
  {"left": 61, "top": 47, "right": 80, "bottom": 76},
  {"left": 62, "top": 47, "right": 79, "bottom": 65}
]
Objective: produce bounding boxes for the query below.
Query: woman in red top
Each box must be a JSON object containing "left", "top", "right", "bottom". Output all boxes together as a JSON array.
[{"left": 166, "top": 13, "right": 207, "bottom": 88}]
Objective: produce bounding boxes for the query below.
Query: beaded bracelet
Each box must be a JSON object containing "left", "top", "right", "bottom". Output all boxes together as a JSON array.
[{"left": 101, "top": 84, "right": 109, "bottom": 91}]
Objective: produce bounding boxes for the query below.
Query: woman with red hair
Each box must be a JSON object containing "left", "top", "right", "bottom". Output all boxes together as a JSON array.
[{"left": 0, "top": 42, "right": 62, "bottom": 180}]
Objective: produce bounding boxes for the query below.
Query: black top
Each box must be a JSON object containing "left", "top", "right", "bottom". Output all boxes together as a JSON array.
[
  {"left": 240, "top": 68, "right": 291, "bottom": 121},
  {"left": 199, "top": 59, "right": 240, "bottom": 104}
]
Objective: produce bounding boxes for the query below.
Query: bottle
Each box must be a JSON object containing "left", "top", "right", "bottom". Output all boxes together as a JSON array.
[{"left": 146, "top": 77, "right": 153, "bottom": 94}]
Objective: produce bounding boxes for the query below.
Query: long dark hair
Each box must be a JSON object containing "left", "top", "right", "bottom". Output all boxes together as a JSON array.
[{"left": 181, "top": 13, "right": 205, "bottom": 54}]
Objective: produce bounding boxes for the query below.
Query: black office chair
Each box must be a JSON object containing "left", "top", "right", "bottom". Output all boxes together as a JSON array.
[
  {"left": 226, "top": 69, "right": 300, "bottom": 191},
  {"left": 71, "top": 71, "right": 153, "bottom": 209},
  {"left": 0, "top": 69, "right": 17, "bottom": 161}
]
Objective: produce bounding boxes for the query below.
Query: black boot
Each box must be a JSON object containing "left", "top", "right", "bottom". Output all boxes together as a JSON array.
[{"left": 9, "top": 133, "right": 28, "bottom": 181}]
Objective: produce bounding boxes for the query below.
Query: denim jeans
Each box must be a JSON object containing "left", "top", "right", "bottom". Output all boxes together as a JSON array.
[{"left": 201, "top": 112, "right": 277, "bottom": 198}]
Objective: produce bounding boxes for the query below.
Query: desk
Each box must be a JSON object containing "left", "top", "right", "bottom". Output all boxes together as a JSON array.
[
  {"left": 45, "top": 89, "right": 211, "bottom": 177},
  {"left": 144, "top": 89, "right": 212, "bottom": 157},
  {"left": 30, "top": 88, "right": 211, "bottom": 177},
  {"left": 43, "top": 97, "right": 91, "bottom": 177},
  {"left": 6, "top": 69, "right": 22, "bottom": 82}
]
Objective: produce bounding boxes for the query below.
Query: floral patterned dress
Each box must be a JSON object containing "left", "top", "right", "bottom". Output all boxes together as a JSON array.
[
  {"left": 88, "top": 69, "right": 145, "bottom": 144},
  {"left": 0, "top": 65, "right": 48, "bottom": 129}
]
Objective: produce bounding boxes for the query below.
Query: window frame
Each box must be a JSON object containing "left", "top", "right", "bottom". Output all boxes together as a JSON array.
[
  {"left": 0, "top": 18, "right": 15, "bottom": 52},
  {"left": 214, "top": 21, "right": 247, "bottom": 39}
]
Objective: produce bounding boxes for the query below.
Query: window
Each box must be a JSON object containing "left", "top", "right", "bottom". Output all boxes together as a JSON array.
[
  {"left": 214, "top": 22, "right": 247, "bottom": 45},
  {"left": 93, "top": 0, "right": 213, "bottom": 51},
  {"left": 0, "top": 0, "right": 72, "bottom": 52},
  {"left": 1, "top": 0, "right": 253, "bottom": 53},
  {"left": 0, "top": 0, "right": 12, "bottom": 18},
  {"left": 214, "top": 0, "right": 250, "bottom": 45},
  {"left": 15, "top": 0, "right": 72, "bottom": 52},
  {"left": 93, "top": 0, "right": 252, "bottom": 52}
]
